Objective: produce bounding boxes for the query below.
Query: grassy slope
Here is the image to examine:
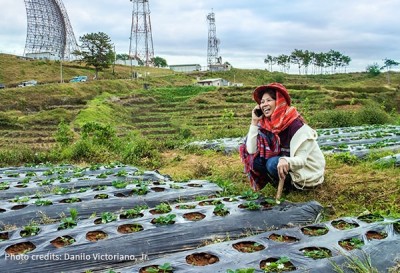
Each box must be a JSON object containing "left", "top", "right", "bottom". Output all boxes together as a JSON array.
[{"left": 1, "top": 53, "right": 400, "bottom": 220}]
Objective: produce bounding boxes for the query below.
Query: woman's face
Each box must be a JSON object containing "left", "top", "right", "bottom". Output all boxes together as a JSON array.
[{"left": 260, "top": 93, "right": 276, "bottom": 118}]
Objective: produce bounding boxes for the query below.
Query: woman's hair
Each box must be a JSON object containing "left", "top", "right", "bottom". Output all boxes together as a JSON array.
[{"left": 261, "top": 88, "right": 276, "bottom": 101}]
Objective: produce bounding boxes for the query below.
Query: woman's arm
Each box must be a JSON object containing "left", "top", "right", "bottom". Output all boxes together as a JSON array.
[{"left": 245, "top": 125, "right": 259, "bottom": 154}]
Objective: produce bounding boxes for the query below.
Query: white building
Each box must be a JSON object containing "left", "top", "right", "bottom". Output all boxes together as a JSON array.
[
  {"left": 197, "top": 78, "right": 230, "bottom": 87},
  {"left": 169, "top": 64, "right": 201, "bottom": 73}
]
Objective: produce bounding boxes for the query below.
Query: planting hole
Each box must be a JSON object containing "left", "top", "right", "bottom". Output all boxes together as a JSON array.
[
  {"left": 268, "top": 233, "right": 300, "bottom": 243},
  {"left": 0, "top": 232, "right": 9, "bottom": 241},
  {"left": 199, "top": 200, "right": 222, "bottom": 206},
  {"left": 5, "top": 242, "right": 36, "bottom": 255},
  {"left": 151, "top": 187, "right": 165, "bottom": 192},
  {"left": 331, "top": 219, "right": 359, "bottom": 230},
  {"left": 260, "top": 256, "right": 296, "bottom": 272},
  {"left": 59, "top": 198, "right": 82, "bottom": 203},
  {"left": 0, "top": 208, "right": 6, "bottom": 213},
  {"left": 50, "top": 235, "right": 75, "bottom": 248},
  {"left": 357, "top": 213, "right": 384, "bottom": 223},
  {"left": 232, "top": 241, "right": 265, "bottom": 253},
  {"left": 187, "top": 183, "right": 203, "bottom": 188},
  {"left": 394, "top": 221, "right": 400, "bottom": 233},
  {"left": 338, "top": 237, "right": 364, "bottom": 251},
  {"left": 301, "top": 225, "right": 329, "bottom": 236},
  {"left": 183, "top": 212, "right": 206, "bottom": 221},
  {"left": 94, "top": 194, "right": 109, "bottom": 199},
  {"left": 139, "top": 264, "right": 173, "bottom": 273},
  {"left": 186, "top": 252, "right": 219, "bottom": 266},
  {"left": 175, "top": 204, "right": 196, "bottom": 209},
  {"left": 300, "top": 246, "right": 332, "bottom": 259},
  {"left": 366, "top": 230, "right": 387, "bottom": 240},
  {"left": 114, "top": 192, "right": 128, "bottom": 198},
  {"left": 11, "top": 204, "right": 28, "bottom": 210},
  {"left": 86, "top": 230, "right": 108, "bottom": 242},
  {"left": 118, "top": 223, "right": 144, "bottom": 234}
]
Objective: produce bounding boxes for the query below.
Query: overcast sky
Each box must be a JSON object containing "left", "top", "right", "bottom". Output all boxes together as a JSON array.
[{"left": 1, "top": 0, "right": 399, "bottom": 72}]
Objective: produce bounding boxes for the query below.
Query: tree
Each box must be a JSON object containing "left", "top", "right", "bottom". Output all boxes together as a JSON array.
[
  {"left": 73, "top": 32, "right": 115, "bottom": 79},
  {"left": 152, "top": 56, "right": 168, "bottom": 68},
  {"left": 366, "top": 63, "right": 381, "bottom": 76},
  {"left": 381, "top": 58, "right": 400, "bottom": 84}
]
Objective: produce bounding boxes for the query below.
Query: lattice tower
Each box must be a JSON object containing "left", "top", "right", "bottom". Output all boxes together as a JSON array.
[
  {"left": 207, "top": 11, "right": 220, "bottom": 68},
  {"left": 23, "top": 0, "right": 79, "bottom": 60},
  {"left": 129, "top": 0, "right": 155, "bottom": 66}
]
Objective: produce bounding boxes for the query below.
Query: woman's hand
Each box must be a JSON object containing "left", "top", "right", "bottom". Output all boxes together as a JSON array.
[
  {"left": 251, "top": 106, "right": 263, "bottom": 126},
  {"left": 277, "top": 158, "right": 289, "bottom": 180}
]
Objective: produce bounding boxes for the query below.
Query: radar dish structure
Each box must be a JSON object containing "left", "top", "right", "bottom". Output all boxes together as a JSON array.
[{"left": 23, "top": 0, "right": 79, "bottom": 60}]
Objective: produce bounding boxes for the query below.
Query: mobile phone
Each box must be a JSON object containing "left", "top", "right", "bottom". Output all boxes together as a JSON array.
[{"left": 254, "top": 108, "right": 263, "bottom": 117}]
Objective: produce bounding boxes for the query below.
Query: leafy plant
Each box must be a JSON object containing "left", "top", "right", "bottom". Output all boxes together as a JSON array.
[
  {"left": 339, "top": 237, "right": 365, "bottom": 250},
  {"left": 146, "top": 262, "right": 173, "bottom": 273},
  {"left": 240, "top": 190, "right": 259, "bottom": 200},
  {"left": 213, "top": 203, "right": 229, "bottom": 216},
  {"left": 112, "top": 180, "right": 128, "bottom": 189},
  {"left": 20, "top": 223, "right": 40, "bottom": 237},
  {"left": 35, "top": 199, "right": 53, "bottom": 206},
  {"left": 154, "top": 203, "right": 172, "bottom": 213},
  {"left": 227, "top": 269, "right": 256, "bottom": 273},
  {"left": 99, "top": 212, "right": 118, "bottom": 224},
  {"left": 131, "top": 182, "right": 149, "bottom": 195},
  {"left": 331, "top": 251, "right": 379, "bottom": 273},
  {"left": 302, "top": 247, "right": 332, "bottom": 259},
  {"left": 152, "top": 214, "right": 176, "bottom": 225},
  {"left": 121, "top": 205, "right": 148, "bottom": 218},
  {"left": 59, "top": 208, "right": 78, "bottom": 230},
  {"left": 241, "top": 201, "right": 261, "bottom": 210},
  {"left": 261, "top": 256, "right": 294, "bottom": 272}
]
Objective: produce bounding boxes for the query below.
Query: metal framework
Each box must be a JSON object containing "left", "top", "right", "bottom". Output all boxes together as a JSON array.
[
  {"left": 23, "top": 0, "right": 79, "bottom": 60},
  {"left": 129, "top": 0, "right": 155, "bottom": 66},
  {"left": 207, "top": 11, "right": 220, "bottom": 68}
]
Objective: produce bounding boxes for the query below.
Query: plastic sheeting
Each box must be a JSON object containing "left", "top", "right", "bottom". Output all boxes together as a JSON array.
[{"left": 122, "top": 217, "right": 400, "bottom": 273}]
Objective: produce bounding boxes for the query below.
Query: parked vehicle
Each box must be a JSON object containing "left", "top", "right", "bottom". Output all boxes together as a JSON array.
[
  {"left": 0, "top": 83, "right": 5, "bottom": 89},
  {"left": 18, "top": 80, "right": 37, "bottom": 87},
  {"left": 69, "top": 76, "right": 88, "bottom": 83}
]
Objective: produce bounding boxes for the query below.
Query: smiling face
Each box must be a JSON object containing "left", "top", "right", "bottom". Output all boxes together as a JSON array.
[{"left": 260, "top": 92, "right": 276, "bottom": 118}]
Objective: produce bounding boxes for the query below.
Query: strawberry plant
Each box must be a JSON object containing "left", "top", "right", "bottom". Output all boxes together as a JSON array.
[
  {"left": 34, "top": 199, "right": 53, "bottom": 206},
  {"left": 154, "top": 203, "right": 172, "bottom": 213},
  {"left": 20, "top": 223, "right": 40, "bottom": 237},
  {"left": 261, "top": 256, "right": 295, "bottom": 272},
  {"left": 227, "top": 269, "right": 255, "bottom": 273},
  {"left": 213, "top": 203, "right": 229, "bottom": 216},
  {"left": 99, "top": 212, "right": 118, "bottom": 224},
  {"left": 58, "top": 208, "right": 78, "bottom": 230},
  {"left": 152, "top": 214, "right": 176, "bottom": 225},
  {"left": 240, "top": 201, "right": 261, "bottom": 210},
  {"left": 146, "top": 263, "right": 173, "bottom": 273}
]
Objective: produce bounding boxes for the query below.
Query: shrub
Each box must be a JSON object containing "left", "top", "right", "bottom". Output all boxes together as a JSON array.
[
  {"left": 355, "top": 106, "right": 391, "bottom": 125},
  {"left": 54, "top": 120, "right": 74, "bottom": 147},
  {"left": 312, "top": 110, "right": 356, "bottom": 128}
]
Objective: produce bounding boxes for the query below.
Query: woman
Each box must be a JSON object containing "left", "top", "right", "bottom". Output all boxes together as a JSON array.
[{"left": 239, "top": 82, "right": 325, "bottom": 191}]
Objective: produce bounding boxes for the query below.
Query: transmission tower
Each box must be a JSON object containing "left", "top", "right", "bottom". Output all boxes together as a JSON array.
[
  {"left": 129, "top": 0, "right": 155, "bottom": 66},
  {"left": 23, "top": 0, "right": 79, "bottom": 60},
  {"left": 207, "top": 11, "right": 220, "bottom": 69}
]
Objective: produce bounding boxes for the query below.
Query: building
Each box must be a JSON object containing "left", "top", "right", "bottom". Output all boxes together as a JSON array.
[
  {"left": 197, "top": 78, "right": 230, "bottom": 87},
  {"left": 169, "top": 64, "right": 201, "bottom": 73},
  {"left": 209, "top": 63, "right": 232, "bottom": 72}
]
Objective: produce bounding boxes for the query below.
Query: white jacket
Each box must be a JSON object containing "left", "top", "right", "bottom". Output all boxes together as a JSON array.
[{"left": 246, "top": 124, "right": 325, "bottom": 189}]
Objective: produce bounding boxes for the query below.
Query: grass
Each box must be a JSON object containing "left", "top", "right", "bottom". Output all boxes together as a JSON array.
[{"left": 0, "top": 53, "right": 400, "bottom": 221}]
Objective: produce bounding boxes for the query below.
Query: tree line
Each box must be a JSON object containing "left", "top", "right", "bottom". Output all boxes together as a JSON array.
[{"left": 264, "top": 49, "right": 351, "bottom": 75}]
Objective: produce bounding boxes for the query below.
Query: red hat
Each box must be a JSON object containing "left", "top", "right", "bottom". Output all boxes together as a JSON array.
[{"left": 253, "top": 82, "right": 291, "bottom": 106}]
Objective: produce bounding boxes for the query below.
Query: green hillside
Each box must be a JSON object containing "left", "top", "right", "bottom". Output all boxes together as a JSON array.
[{"left": 0, "top": 53, "right": 399, "bottom": 221}]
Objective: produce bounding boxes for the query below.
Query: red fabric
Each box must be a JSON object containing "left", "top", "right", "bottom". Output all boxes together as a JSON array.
[
  {"left": 239, "top": 129, "right": 279, "bottom": 191},
  {"left": 259, "top": 90, "right": 301, "bottom": 136},
  {"left": 253, "top": 82, "right": 291, "bottom": 106}
]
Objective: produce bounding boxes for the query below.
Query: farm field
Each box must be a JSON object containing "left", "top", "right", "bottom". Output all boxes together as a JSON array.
[{"left": 0, "top": 53, "right": 400, "bottom": 272}]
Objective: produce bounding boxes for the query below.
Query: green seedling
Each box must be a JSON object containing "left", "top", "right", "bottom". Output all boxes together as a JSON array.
[
  {"left": 99, "top": 212, "right": 118, "bottom": 224},
  {"left": 154, "top": 203, "right": 172, "bottom": 213},
  {"left": 35, "top": 199, "right": 53, "bottom": 206},
  {"left": 152, "top": 214, "right": 176, "bottom": 225},
  {"left": 58, "top": 208, "right": 78, "bottom": 230}
]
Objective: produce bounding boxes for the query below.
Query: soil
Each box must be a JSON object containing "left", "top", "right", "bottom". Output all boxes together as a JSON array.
[
  {"left": 260, "top": 257, "right": 296, "bottom": 272},
  {"left": 213, "top": 210, "right": 229, "bottom": 217},
  {"left": 117, "top": 224, "right": 144, "bottom": 234},
  {"left": 268, "top": 233, "right": 300, "bottom": 243},
  {"left": 86, "top": 230, "right": 108, "bottom": 242},
  {"left": 151, "top": 187, "right": 165, "bottom": 192},
  {"left": 301, "top": 225, "right": 329, "bottom": 236},
  {"left": 300, "top": 246, "right": 332, "bottom": 259},
  {"left": 183, "top": 212, "right": 206, "bottom": 221},
  {"left": 366, "top": 230, "right": 387, "bottom": 240},
  {"left": 139, "top": 265, "right": 173, "bottom": 273},
  {"left": 50, "top": 235, "right": 75, "bottom": 248},
  {"left": 232, "top": 241, "right": 265, "bottom": 253},
  {"left": 186, "top": 252, "right": 219, "bottom": 266},
  {"left": 11, "top": 204, "right": 28, "bottom": 210},
  {"left": 175, "top": 204, "right": 196, "bottom": 209},
  {"left": 119, "top": 213, "right": 144, "bottom": 219},
  {"left": 59, "top": 198, "right": 82, "bottom": 203},
  {"left": 5, "top": 242, "right": 36, "bottom": 255},
  {"left": 199, "top": 200, "right": 222, "bottom": 206},
  {"left": 338, "top": 238, "right": 364, "bottom": 251},
  {"left": 331, "top": 219, "right": 359, "bottom": 230},
  {"left": 94, "top": 194, "right": 109, "bottom": 199},
  {"left": 260, "top": 201, "right": 275, "bottom": 210},
  {"left": 0, "top": 232, "right": 9, "bottom": 241}
]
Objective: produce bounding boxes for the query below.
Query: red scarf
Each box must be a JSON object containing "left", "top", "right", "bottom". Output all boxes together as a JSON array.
[{"left": 259, "top": 91, "right": 301, "bottom": 137}]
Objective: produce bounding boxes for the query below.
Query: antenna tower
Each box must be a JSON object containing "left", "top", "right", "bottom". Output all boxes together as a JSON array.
[
  {"left": 129, "top": 0, "right": 155, "bottom": 66},
  {"left": 207, "top": 11, "right": 220, "bottom": 69},
  {"left": 23, "top": 0, "right": 79, "bottom": 60}
]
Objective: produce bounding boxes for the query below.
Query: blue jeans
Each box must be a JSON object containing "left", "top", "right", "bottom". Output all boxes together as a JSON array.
[{"left": 253, "top": 156, "right": 280, "bottom": 181}]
